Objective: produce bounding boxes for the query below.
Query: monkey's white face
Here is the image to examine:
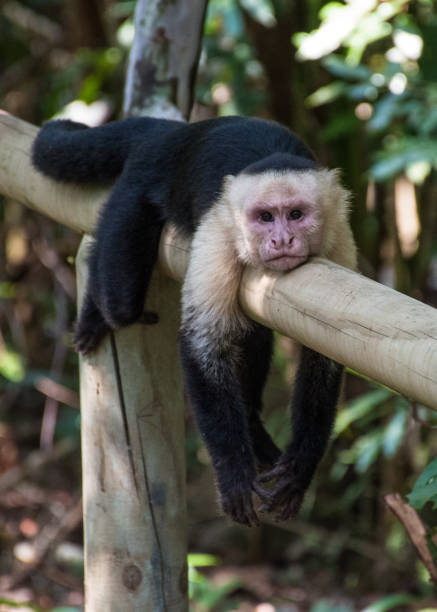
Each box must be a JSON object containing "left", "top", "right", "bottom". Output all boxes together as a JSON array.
[
  {"left": 225, "top": 170, "right": 333, "bottom": 272},
  {"left": 245, "top": 196, "right": 322, "bottom": 271}
]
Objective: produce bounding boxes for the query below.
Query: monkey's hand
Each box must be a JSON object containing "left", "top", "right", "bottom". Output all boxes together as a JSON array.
[
  {"left": 217, "top": 467, "right": 270, "bottom": 527},
  {"left": 257, "top": 458, "right": 309, "bottom": 522},
  {"left": 74, "top": 298, "right": 159, "bottom": 355}
]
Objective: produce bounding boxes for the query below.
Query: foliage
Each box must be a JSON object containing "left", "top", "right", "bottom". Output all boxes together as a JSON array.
[
  {"left": 0, "top": 345, "right": 25, "bottom": 382},
  {"left": 198, "top": 1, "right": 267, "bottom": 115},
  {"left": 408, "top": 456, "right": 437, "bottom": 510},
  {"left": 295, "top": 0, "right": 437, "bottom": 182},
  {"left": 293, "top": 3, "right": 437, "bottom": 552},
  {"left": 310, "top": 602, "right": 354, "bottom": 612},
  {"left": 361, "top": 594, "right": 418, "bottom": 612},
  {"left": 333, "top": 390, "right": 408, "bottom": 477},
  {"left": 188, "top": 553, "right": 239, "bottom": 611}
]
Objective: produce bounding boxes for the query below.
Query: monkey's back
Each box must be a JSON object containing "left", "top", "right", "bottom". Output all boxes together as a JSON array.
[
  {"left": 32, "top": 115, "right": 317, "bottom": 235},
  {"left": 153, "top": 116, "right": 317, "bottom": 233}
]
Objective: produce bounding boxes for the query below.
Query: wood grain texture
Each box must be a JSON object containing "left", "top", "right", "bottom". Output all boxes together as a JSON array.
[{"left": 77, "top": 237, "right": 188, "bottom": 611}]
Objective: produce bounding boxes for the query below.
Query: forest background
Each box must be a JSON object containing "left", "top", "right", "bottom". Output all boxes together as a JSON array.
[{"left": 0, "top": 1, "right": 437, "bottom": 611}]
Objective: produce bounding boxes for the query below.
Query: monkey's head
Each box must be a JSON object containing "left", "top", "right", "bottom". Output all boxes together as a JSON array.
[{"left": 225, "top": 156, "right": 351, "bottom": 272}]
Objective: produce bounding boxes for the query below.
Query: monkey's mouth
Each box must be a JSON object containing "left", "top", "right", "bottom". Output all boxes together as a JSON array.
[{"left": 264, "top": 254, "right": 307, "bottom": 271}]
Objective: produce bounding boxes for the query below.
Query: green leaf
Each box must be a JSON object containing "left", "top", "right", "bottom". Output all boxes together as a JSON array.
[
  {"left": 382, "top": 408, "right": 407, "bottom": 457},
  {"left": 370, "top": 137, "right": 437, "bottom": 180},
  {"left": 408, "top": 456, "right": 437, "bottom": 510},
  {"left": 354, "top": 430, "right": 383, "bottom": 473},
  {"left": 370, "top": 155, "right": 409, "bottom": 181},
  {"left": 335, "top": 388, "right": 391, "bottom": 435},
  {"left": 310, "top": 601, "right": 354, "bottom": 612},
  {"left": 322, "top": 55, "right": 371, "bottom": 80},
  {"left": 188, "top": 553, "right": 221, "bottom": 568},
  {"left": 419, "top": 23, "right": 437, "bottom": 83},
  {"left": 0, "top": 281, "right": 15, "bottom": 298},
  {"left": 419, "top": 106, "right": 437, "bottom": 135},
  {"left": 346, "top": 83, "right": 378, "bottom": 101},
  {"left": 362, "top": 594, "right": 417, "bottom": 612},
  {"left": 0, "top": 599, "right": 42, "bottom": 611},
  {"left": 306, "top": 81, "right": 347, "bottom": 107},
  {"left": 320, "top": 114, "right": 360, "bottom": 140},
  {"left": 368, "top": 93, "right": 405, "bottom": 133},
  {"left": 0, "top": 348, "right": 25, "bottom": 382}
]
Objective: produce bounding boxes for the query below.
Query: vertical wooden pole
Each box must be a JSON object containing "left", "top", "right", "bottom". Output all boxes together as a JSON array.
[
  {"left": 77, "top": 1, "right": 207, "bottom": 607},
  {"left": 78, "top": 236, "right": 188, "bottom": 611}
]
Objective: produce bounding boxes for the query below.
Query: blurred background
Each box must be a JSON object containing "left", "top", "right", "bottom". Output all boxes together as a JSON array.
[{"left": 0, "top": 1, "right": 437, "bottom": 610}]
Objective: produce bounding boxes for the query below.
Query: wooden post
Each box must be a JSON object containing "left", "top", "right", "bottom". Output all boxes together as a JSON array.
[
  {"left": 77, "top": 237, "right": 187, "bottom": 611},
  {"left": 77, "top": 2, "right": 208, "bottom": 609}
]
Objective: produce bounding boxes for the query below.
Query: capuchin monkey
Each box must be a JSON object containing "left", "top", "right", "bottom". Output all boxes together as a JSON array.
[{"left": 32, "top": 116, "right": 357, "bottom": 526}]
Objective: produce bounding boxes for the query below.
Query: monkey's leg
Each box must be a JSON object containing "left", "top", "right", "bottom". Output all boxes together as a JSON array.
[
  {"left": 259, "top": 347, "right": 343, "bottom": 521},
  {"left": 74, "top": 175, "right": 164, "bottom": 353},
  {"left": 240, "top": 325, "right": 281, "bottom": 472},
  {"left": 180, "top": 332, "right": 266, "bottom": 527}
]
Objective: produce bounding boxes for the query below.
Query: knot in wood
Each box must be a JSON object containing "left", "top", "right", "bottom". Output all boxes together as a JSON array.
[{"left": 122, "top": 563, "right": 142, "bottom": 591}]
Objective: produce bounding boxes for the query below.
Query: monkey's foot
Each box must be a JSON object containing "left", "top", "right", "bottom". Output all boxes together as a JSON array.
[
  {"left": 74, "top": 314, "right": 110, "bottom": 355},
  {"left": 221, "top": 490, "right": 259, "bottom": 527},
  {"left": 257, "top": 462, "right": 305, "bottom": 522},
  {"left": 219, "top": 478, "right": 270, "bottom": 527}
]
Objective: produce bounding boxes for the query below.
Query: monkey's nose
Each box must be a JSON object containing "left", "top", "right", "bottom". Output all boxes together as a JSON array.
[{"left": 270, "top": 235, "right": 293, "bottom": 248}]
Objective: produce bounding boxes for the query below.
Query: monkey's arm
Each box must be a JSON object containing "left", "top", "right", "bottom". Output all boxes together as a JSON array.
[
  {"left": 259, "top": 219, "right": 356, "bottom": 520},
  {"left": 75, "top": 169, "right": 164, "bottom": 353},
  {"left": 180, "top": 333, "right": 264, "bottom": 526},
  {"left": 180, "top": 208, "right": 273, "bottom": 525},
  {"left": 240, "top": 324, "right": 281, "bottom": 471},
  {"left": 260, "top": 349, "right": 343, "bottom": 521}
]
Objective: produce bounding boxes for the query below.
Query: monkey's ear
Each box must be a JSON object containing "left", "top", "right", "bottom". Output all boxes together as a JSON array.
[
  {"left": 325, "top": 167, "right": 342, "bottom": 185},
  {"left": 222, "top": 174, "right": 236, "bottom": 199}
]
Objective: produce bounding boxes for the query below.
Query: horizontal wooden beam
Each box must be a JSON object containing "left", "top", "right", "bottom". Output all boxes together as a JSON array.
[{"left": 1, "top": 111, "right": 436, "bottom": 408}]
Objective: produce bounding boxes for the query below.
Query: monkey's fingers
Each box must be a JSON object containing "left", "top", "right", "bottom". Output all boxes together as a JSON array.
[
  {"left": 238, "top": 496, "right": 260, "bottom": 527},
  {"left": 257, "top": 473, "right": 304, "bottom": 518},
  {"left": 274, "top": 492, "right": 304, "bottom": 522},
  {"left": 220, "top": 478, "right": 261, "bottom": 527},
  {"left": 257, "top": 488, "right": 279, "bottom": 514},
  {"left": 251, "top": 481, "right": 271, "bottom": 502},
  {"left": 258, "top": 460, "right": 288, "bottom": 484},
  {"left": 222, "top": 494, "right": 259, "bottom": 527}
]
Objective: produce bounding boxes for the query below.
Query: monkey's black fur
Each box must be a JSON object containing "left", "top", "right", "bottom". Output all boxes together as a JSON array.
[{"left": 32, "top": 116, "right": 343, "bottom": 525}]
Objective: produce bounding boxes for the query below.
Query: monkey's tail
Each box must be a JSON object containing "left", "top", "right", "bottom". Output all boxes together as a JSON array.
[{"left": 31, "top": 119, "right": 138, "bottom": 183}]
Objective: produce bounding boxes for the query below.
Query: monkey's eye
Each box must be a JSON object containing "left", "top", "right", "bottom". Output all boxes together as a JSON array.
[
  {"left": 259, "top": 211, "right": 274, "bottom": 222},
  {"left": 289, "top": 209, "right": 303, "bottom": 220}
]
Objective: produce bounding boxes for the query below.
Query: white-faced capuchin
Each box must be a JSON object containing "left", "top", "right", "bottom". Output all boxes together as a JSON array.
[{"left": 32, "top": 116, "right": 357, "bottom": 526}]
